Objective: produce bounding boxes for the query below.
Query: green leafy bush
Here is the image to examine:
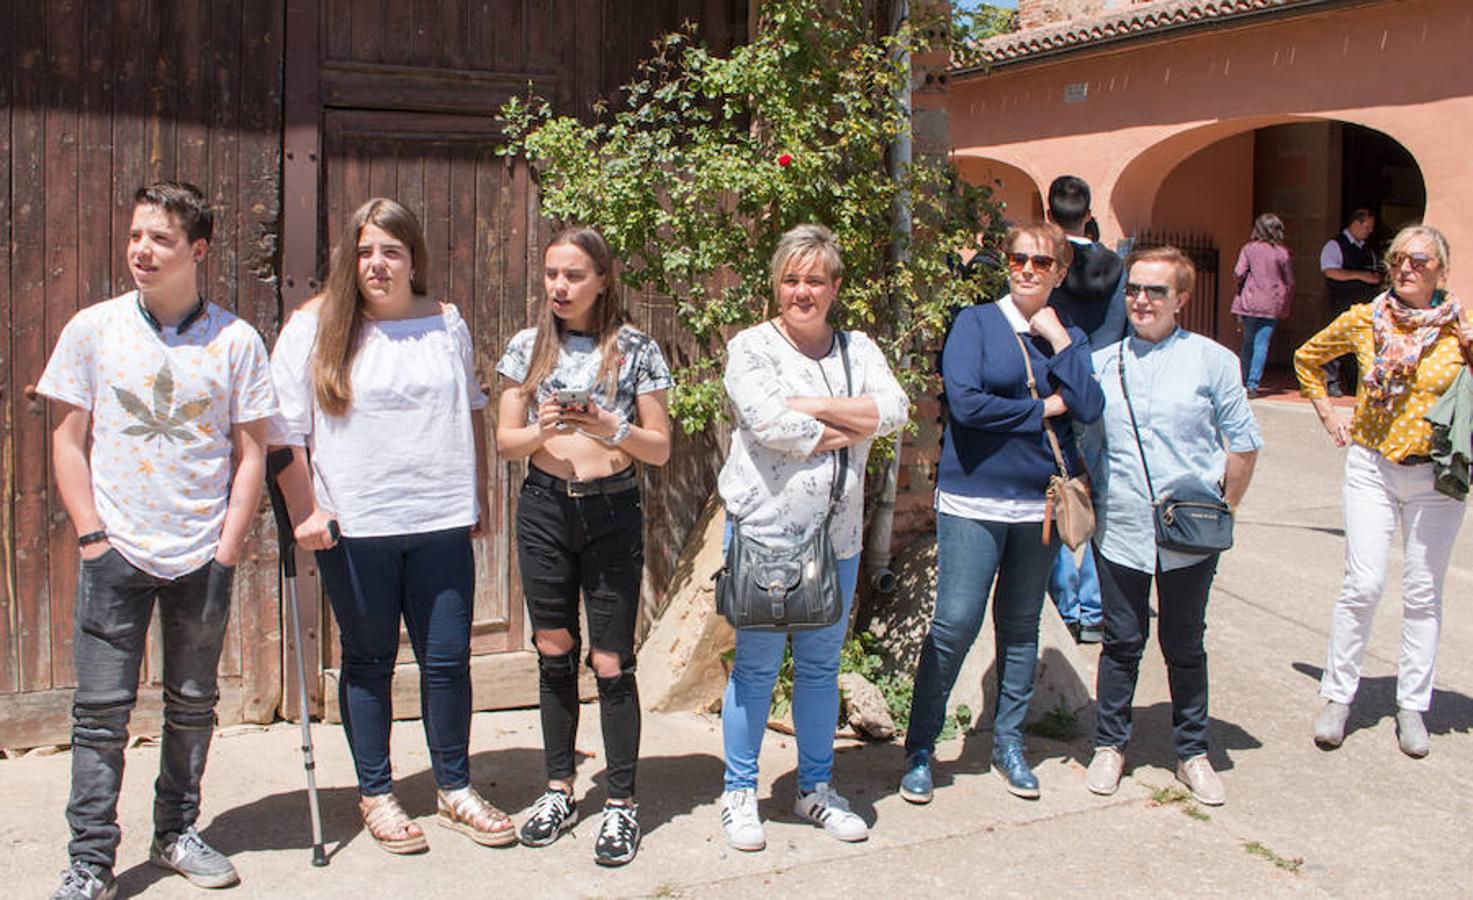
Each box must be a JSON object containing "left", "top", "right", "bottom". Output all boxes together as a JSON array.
[{"left": 498, "top": 0, "right": 1007, "bottom": 434}]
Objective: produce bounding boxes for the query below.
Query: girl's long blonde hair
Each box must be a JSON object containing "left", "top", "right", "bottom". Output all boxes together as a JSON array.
[
  {"left": 520, "top": 227, "right": 626, "bottom": 398},
  {"left": 313, "top": 198, "right": 429, "bottom": 417}
]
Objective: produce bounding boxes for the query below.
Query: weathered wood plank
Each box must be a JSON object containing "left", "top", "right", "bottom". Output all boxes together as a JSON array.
[
  {"left": 77, "top": 0, "right": 116, "bottom": 309},
  {"left": 0, "top": 0, "right": 19, "bottom": 694},
  {"left": 12, "top": 0, "right": 54, "bottom": 694},
  {"left": 0, "top": 681, "right": 249, "bottom": 751},
  {"left": 439, "top": 0, "right": 468, "bottom": 69},
  {"left": 488, "top": 0, "right": 525, "bottom": 72},
  {"left": 349, "top": 0, "right": 385, "bottom": 65},
  {"left": 110, "top": 0, "right": 148, "bottom": 297},
  {"left": 318, "top": 62, "right": 550, "bottom": 115},
  {"left": 207, "top": 0, "right": 242, "bottom": 312},
  {"left": 44, "top": 0, "right": 84, "bottom": 690},
  {"left": 320, "top": 651, "right": 588, "bottom": 723},
  {"left": 382, "top": 0, "right": 414, "bottom": 67},
  {"left": 322, "top": 0, "right": 354, "bottom": 62},
  {"left": 235, "top": 0, "right": 288, "bottom": 722},
  {"left": 422, "top": 143, "right": 451, "bottom": 310},
  {"left": 172, "top": 0, "right": 209, "bottom": 183},
  {"left": 143, "top": 0, "right": 177, "bottom": 184}
]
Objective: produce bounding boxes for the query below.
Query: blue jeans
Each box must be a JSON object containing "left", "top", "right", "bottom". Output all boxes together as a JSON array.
[
  {"left": 1238, "top": 315, "right": 1277, "bottom": 391},
  {"left": 66, "top": 551, "right": 234, "bottom": 874},
  {"left": 1048, "top": 545, "right": 1101, "bottom": 628},
  {"left": 316, "top": 527, "right": 475, "bottom": 796},
  {"left": 721, "top": 521, "right": 860, "bottom": 792},
  {"left": 906, "top": 513, "right": 1054, "bottom": 753}
]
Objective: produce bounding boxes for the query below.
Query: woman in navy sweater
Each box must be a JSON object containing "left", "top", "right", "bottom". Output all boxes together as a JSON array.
[{"left": 901, "top": 223, "right": 1105, "bottom": 803}]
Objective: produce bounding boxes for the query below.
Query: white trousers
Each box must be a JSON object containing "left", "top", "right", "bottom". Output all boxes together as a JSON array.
[{"left": 1322, "top": 445, "right": 1466, "bottom": 711}]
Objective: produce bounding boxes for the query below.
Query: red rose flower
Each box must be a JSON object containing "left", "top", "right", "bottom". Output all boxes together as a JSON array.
[{"left": 777, "top": 153, "right": 793, "bottom": 167}]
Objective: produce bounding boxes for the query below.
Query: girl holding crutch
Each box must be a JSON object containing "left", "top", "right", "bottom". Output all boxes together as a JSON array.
[{"left": 269, "top": 197, "right": 514, "bottom": 852}]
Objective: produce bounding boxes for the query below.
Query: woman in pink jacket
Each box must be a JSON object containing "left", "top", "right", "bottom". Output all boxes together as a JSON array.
[{"left": 1231, "top": 214, "right": 1295, "bottom": 396}]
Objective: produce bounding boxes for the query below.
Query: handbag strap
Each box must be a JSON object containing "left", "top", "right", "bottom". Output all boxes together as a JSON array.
[
  {"left": 824, "top": 332, "right": 852, "bottom": 528},
  {"left": 1011, "top": 331, "right": 1072, "bottom": 478},
  {"left": 1115, "top": 345, "right": 1159, "bottom": 506}
]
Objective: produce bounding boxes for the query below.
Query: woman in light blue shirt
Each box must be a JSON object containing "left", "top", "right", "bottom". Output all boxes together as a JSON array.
[{"left": 1080, "top": 246, "right": 1262, "bottom": 807}]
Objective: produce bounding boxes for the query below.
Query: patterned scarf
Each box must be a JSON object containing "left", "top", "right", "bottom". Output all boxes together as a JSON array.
[{"left": 1364, "top": 289, "right": 1459, "bottom": 413}]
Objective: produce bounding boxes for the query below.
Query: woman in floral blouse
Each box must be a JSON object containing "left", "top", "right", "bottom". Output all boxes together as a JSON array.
[{"left": 716, "top": 224, "right": 908, "bottom": 852}]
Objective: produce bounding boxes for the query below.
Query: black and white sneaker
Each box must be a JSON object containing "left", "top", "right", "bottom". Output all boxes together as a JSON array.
[
  {"left": 594, "top": 801, "right": 640, "bottom": 867},
  {"left": 519, "top": 788, "right": 578, "bottom": 847}
]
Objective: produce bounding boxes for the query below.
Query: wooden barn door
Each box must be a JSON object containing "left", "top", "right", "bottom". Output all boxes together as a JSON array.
[
  {"left": 314, "top": 109, "right": 540, "bottom": 719},
  {"left": 279, "top": 0, "right": 749, "bottom": 722}
]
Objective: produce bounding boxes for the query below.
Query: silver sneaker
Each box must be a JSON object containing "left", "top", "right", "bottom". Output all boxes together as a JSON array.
[
  {"left": 51, "top": 862, "right": 116, "bottom": 900},
  {"left": 1086, "top": 746, "right": 1124, "bottom": 796},
  {"left": 1313, "top": 700, "right": 1351, "bottom": 749},
  {"left": 1396, "top": 708, "right": 1430, "bottom": 758},
  {"left": 149, "top": 826, "right": 240, "bottom": 889}
]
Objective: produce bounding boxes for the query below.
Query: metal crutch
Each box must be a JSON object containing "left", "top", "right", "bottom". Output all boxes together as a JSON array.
[{"left": 266, "top": 448, "right": 329, "bottom": 867}]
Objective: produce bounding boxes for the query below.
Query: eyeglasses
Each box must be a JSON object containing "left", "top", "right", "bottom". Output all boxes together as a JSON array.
[
  {"left": 1124, "top": 282, "right": 1172, "bottom": 301},
  {"left": 1007, "top": 253, "right": 1056, "bottom": 273},
  {"left": 1388, "top": 251, "right": 1436, "bottom": 271}
]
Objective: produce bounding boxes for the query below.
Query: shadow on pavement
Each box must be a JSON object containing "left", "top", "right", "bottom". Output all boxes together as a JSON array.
[
  {"left": 581, "top": 750, "right": 725, "bottom": 836},
  {"left": 113, "top": 746, "right": 577, "bottom": 897},
  {"left": 1291, "top": 661, "right": 1473, "bottom": 738}
]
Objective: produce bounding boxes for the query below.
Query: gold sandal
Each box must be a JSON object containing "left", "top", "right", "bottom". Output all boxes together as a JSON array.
[
  {"left": 437, "top": 786, "right": 518, "bottom": 847},
  {"left": 360, "top": 793, "right": 428, "bottom": 854}
]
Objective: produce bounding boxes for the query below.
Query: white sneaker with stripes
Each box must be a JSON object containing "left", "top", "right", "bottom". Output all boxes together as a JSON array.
[
  {"left": 720, "top": 788, "right": 766, "bottom": 851},
  {"left": 792, "top": 783, "right": 868, "bottom": 842}
]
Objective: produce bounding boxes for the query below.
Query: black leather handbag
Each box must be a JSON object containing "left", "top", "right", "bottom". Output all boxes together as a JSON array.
[
  {"left": 1117, "top": 347, "right": 1235, "bottom": 554},
  {"left": 716, "top": 332, "right": 852, "bottom": 632}
]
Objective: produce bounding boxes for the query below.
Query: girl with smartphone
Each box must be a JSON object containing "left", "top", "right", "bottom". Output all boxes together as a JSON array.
[{"left": 494, "top": 226, "right": 673, "bottom": 866}]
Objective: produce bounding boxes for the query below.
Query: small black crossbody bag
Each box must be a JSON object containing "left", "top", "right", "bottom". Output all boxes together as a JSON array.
[
  {"left": 1117, "top": 346, "right": 1235, "bottom": 554},
  {"left": 716, "top": 330, "right": 852, "bottom": 632}
]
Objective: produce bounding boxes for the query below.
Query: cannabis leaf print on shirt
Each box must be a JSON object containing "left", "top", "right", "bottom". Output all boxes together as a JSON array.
[{"left": 112, "top": 361, "right": 212, "bottom": 444}]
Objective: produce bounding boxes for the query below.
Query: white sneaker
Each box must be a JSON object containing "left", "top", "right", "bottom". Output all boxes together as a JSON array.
[
  {"left": 720, "top": 789, "right": 766, "bottom": 851},
  {"left": 793, "top": 783, "right": 868, "bottom": 842}
]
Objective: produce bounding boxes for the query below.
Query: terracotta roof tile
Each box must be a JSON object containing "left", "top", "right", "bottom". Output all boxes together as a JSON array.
[{"left": 959, "top": 0, "right": 1334, "bottom": 69}]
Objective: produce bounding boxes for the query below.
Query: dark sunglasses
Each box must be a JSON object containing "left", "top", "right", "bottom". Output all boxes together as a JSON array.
[
  {"left": 1007, "top": 253, "right": 1056, "bottom": 273},
  {"left": 1124, "top": 282, "right": 1172, "bottom": 301},
  {"left": 1388, "top": 251, "right": 1435, "bottom": 271}
]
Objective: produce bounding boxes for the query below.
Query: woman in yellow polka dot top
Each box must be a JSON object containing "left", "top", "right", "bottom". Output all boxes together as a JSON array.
[{"left": 1294, "top": 224, "right": 1473, "bottom": 759}]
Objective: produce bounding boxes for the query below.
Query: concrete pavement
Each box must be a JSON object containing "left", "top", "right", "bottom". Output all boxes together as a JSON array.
[{"left": 4, "top": 399, "right": 1471, "bottom": 898}]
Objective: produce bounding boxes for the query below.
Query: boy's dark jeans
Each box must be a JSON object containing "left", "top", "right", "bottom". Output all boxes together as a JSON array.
[{"left": 65, "top": 548, "right": 234, "bottom": 874}]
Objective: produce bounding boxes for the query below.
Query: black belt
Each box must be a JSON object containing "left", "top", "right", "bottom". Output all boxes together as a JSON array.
[
  {"left": 526, "top": 465, "right": 638, "bottom": 498},
  {"left": 1399, "top": 455, "right": 1432, "bottom": 467}
]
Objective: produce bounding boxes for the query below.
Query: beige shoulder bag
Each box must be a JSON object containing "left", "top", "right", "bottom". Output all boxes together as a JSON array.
[{"left": 1013, "top": 332, "right": 1096, "bottom": 550}]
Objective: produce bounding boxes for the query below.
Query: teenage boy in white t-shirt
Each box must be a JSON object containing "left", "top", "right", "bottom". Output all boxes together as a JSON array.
[{"left": 39, "top": 182, "right": 277, "bottom": 900}]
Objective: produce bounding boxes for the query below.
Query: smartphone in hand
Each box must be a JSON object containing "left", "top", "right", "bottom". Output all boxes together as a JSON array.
[{"left": 556, "top": 387, "right": 590, "bottom": 414}]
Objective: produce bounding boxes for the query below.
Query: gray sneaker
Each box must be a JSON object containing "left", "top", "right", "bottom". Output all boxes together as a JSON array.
[
  {"left": 1396, "top": 708, "right": 1430, "bottom": 758},
  {"left": 51, "top": 862, "right": 116, "bottom": 900},
  {"left": 149, "top": 826, "right": 240, "bottom": 889},
  {"left": 1313, "top": 700, "right": 1351, "bottom": 749}
]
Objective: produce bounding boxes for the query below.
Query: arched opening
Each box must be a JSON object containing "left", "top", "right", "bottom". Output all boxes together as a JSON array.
[
  {"left": 952, "top": 154, "right": 1044, "bottom": 226},
  {"left": 1112, "top": 120, "right": 1426, "bottom": 383}
]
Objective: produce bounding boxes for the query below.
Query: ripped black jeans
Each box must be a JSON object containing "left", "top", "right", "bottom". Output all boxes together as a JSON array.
[
  {"left": 65, "top": 549, "right": 234, "bottom": 874},
  {"left": 516, "top": 466, "right": 643, "bottom": 799}
]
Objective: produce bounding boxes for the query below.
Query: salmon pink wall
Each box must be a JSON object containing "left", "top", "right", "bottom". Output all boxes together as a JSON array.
[
  {"left": 950, "top": 0, "right": 1473, "bottom": 298},
  {"left": 1150, "top": 132, "right": 1254, "bottom": 348},
  {"left": 953, "top": 155, "right": 1043, "bottom": 225}
]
